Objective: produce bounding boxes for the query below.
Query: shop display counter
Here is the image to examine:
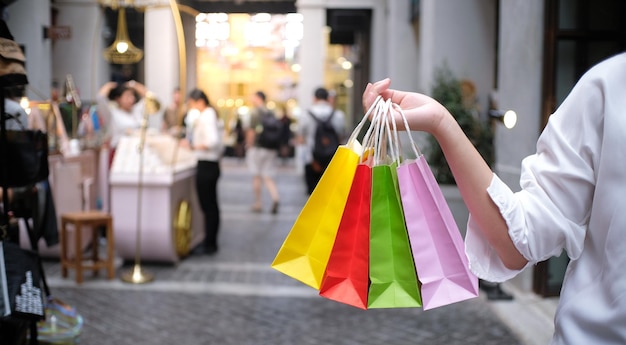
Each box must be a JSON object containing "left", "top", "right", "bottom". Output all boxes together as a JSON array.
[{"left": 109, "top": 133, "right": 203, "bottom": 263}]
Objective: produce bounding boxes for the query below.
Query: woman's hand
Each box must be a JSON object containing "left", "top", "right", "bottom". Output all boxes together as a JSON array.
[
  {"left": 364, "top": 79, "right": 527, "bottom": 270},
  {"left": 98, "top": 81, "right": 118, "bottom": 97},
  {"left": 126, "top": 80, "right": 147, "bottom": 98},
  {"left": 362, "top": 78, "right": 452, "bottom": 136}
]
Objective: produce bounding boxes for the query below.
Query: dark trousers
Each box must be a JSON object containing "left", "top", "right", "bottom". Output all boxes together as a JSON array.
[
  {"left": 195, "top": 160, "right": 221, "bottom": 249},
  {"left": 304, "top": 163, "right": 324, "bottom": 194}
]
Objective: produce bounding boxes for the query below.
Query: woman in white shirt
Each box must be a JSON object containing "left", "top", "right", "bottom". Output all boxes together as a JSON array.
[
  {"left": 362, "top": 53, "right": 626, "bottom": 344},
  {"left": 180, "top": 88, "right": 223, "bottom": 255},
  {"left": 96, "top": 80, "right": 147, "bottom": 167}
]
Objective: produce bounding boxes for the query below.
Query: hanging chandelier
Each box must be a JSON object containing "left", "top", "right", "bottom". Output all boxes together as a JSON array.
[{"left": 101, "top": 1, "right": 146, "bottom": 64}]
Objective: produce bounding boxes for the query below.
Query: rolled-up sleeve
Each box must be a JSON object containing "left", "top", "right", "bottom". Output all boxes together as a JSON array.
[
  {"left": 466, "top": 70, "right": 602, "bottom": 282},
  {"left": 466, "top": 175, "right": 533, "bottom": 281}
]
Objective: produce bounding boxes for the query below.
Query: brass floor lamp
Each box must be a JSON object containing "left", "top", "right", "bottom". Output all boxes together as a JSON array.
[{"left": 120, "top": 94, "right": 160, "bottom": 284}]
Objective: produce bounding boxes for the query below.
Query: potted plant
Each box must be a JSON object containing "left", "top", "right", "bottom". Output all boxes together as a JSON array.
[{"left": 426, "top": 63, "right": 494, "bottom": 236}]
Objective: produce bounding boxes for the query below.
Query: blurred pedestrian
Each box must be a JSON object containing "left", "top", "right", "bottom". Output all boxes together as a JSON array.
[
  {"left": 278, "top": 105, "right": 293, "bottom": 163},
  {"left": 180, "top": 88, "right": 223, "bottom": 255},
  {"left": 162, "top": 86, "right": 186, "bottom": 136},
  {"left": 245, "top": 91, "right": 280, "bottom": 214},
  {"left": 296, "top": 87, "right": 345, "bottom": 194},
  {"left": 96, "top": 80, "right": 151, "bottom": 168}
]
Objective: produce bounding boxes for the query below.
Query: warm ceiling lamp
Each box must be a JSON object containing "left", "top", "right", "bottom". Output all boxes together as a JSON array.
[{"left": 103, "top": 6, "right": 143, "bottom": 64}]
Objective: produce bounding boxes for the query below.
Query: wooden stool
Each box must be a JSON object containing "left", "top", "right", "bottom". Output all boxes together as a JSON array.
[{"left": 60, "top": 211, "right": 115, "bottom": 284}]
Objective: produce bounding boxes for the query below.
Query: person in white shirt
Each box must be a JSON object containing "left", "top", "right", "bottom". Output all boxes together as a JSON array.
[
  {"left": 3, "top": 86, "right": 28, "bottom": 131},
  {"left": 362, "top": 52, "right": 626, "bottom": 344},
  {"left": 96, "top": 80, "right": 148, "bottom": 167},
  {"left": 180, "top": 88, "right": 223, "bottom": 255}
]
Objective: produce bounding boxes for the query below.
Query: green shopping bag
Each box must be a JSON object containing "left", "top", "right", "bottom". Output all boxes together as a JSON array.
[{"left": 367, "top": 99, "right": 422, "bottom": 309}]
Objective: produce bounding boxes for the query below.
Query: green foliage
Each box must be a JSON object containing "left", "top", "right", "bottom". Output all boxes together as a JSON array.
[{"left": 427, "top": 64, "right": 494, "bottom": 185}]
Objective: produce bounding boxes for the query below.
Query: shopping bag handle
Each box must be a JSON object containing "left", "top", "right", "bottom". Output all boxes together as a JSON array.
[
  {"left": 360, "top": 98, "right": 387, "bottom": 165},
  {"left": 374, "top": 99, "right": 391, "bottom": 165},
  {"left": 373, "top": 98, "right": 405, "bottom": 166},
  {"left": 346, "top": 95, "right": 382, "bottom": 146},
  {"left": 391, "top": 102, "right": 423, "bottom": 159}
]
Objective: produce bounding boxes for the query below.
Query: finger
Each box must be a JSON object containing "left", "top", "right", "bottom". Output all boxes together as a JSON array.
[
  {"left": 371, "top": 78, "right": 391, "bottom": 94},
  {"left": 362, "top": 78, "right": 391, "bottom": 109}
]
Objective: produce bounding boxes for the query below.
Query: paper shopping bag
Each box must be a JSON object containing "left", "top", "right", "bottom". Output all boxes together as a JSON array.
[
  {"left": 271, "top": 144, "right": 361, "bottom": 289},
  {"left": 397, "top": 156, "right": 479, "bottom": 309},
  {"left": 390, "top": 101, "right": 478, "bottom": 310},
  {"left": 319, "top": 163, "right": 372, "bottom": 309},
  {"left": 368, "top": 164, "right": 422, "bottom": 309},
  {"left": 272, "top": 97, "right": 383, "bottom": 290}
]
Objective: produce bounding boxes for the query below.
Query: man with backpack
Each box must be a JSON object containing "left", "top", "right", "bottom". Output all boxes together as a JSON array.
[
  {"left": 296, "top": 87, "right": 346, "bottom": 194},
  {"left": 245, "top": 91, "right": 281, "bottom": 214}
]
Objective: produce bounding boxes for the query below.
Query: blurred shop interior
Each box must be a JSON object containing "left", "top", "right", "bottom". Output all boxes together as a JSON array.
[{"left": 97, "top": 3, "right": 367, "bottom": 158}]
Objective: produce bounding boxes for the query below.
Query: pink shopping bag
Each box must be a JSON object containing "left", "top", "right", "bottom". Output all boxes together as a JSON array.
[{"left": 394, "top": 104, "right": 479, "bottom": 310}]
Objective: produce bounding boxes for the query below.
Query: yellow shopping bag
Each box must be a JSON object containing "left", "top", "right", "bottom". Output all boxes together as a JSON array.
[{"left": 272, "top": 97, "right": 381, "bottom": 290}]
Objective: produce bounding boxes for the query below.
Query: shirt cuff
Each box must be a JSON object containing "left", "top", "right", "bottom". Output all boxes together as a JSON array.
[{"left": 465, "top": 173, "right": 533, "bottom": 282}]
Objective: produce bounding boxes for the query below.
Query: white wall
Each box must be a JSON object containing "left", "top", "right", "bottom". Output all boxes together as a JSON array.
[
  {"left": 495, "top": 1, "right": 544, "bottom": 191},
  {"left": 52, "top": 0, "right": 108, "bottom": 102},
  {"left": 420, "top": 0, "right": 496, "bottom": 108},
  {"left": 5, "top": 0, "right": 52, "bottom": 100},
  {"left": 385, "top": 0, "right": 419, "bottom": 93},
  {"left": 294, "top": 0, "right": 327, "bottom": 113},
  {"left": 495, "top": 0, "right": 545, "bottom": 291}
]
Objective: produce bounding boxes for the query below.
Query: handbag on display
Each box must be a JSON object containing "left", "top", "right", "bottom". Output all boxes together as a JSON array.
[
  {"left": 0, "top": 240, "right": 46, "bottom": 321},
  {"left": 393, "top": 103, "right": 479, "bottom": 310},
  {"left": 0, "top": 128, "right": 49, "bottom": 188}
]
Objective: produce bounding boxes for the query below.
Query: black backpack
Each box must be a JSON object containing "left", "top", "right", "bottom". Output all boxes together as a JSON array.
[
  {"left": 309, "top": 110, "right": 340, "bottom": 166},
  {"left": 257, "top": 109, "right": 283, "bottom": 149}
]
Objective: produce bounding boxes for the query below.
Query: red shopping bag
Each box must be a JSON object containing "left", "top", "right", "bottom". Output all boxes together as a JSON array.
[
  {"left": 319, "top": 163, "right": 372, "bottom": 310},
  {"left": 394, "top": 104, "right": 479, "bottom": 310},
  {"left": 272, "top": 97, "right": 381, "bottom": 290}
]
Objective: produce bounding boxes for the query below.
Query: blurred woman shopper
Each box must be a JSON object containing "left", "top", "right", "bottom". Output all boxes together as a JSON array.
[
  {"left": 96, "top": 80, "right": 149, "bottom": 167},
  {"left": 180, "top": 89, "right": 223, "bottom": 255},
  {"left": 162, "top": 86, "right": 186, "bottom": 136},
  {"left": 362, "top": 53, "right": 626, "bottom": 344}
]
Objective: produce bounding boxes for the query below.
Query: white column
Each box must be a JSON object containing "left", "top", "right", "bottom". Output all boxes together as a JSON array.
[
  {"left": 294, "top": 0, "right": 326, "bottom": 175},
  {"left": 295, "top": 0, "right": 326, "bottom": 113},
  {"left": 144, "top": 6, "right": 179, "bottom": 122},
  {"left": 386, "top": 0, "right": 419, "bottom": 93}
]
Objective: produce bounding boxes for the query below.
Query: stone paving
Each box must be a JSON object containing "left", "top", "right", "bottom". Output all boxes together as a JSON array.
[{"left": 42, "top": 158, "right": 523, "bottom": 345}]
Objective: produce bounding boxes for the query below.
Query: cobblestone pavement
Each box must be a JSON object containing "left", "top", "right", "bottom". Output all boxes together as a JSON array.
[{"left": 42, "top": 157, "right": 523, "bottom": 345}]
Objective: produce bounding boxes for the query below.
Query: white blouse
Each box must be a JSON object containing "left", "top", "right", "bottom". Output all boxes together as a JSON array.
[
  {"left": 186, "top": 107, "right": 223, "bottom": 162},
  {"left": 466, "top": 53, "right": 626, "bottom": 344},
  {"left": 97, "top": 95, "right": 144, "bottom": 149}
]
